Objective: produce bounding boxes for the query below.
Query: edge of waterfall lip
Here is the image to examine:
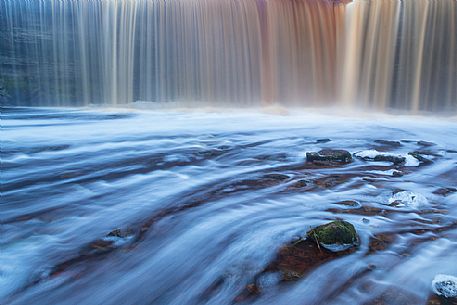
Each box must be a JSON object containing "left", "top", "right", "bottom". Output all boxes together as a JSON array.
[{"left": 3, "top": 104, "right": 457, "bottom": 123}]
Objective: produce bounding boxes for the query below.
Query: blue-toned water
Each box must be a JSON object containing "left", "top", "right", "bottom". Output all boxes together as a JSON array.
[{"left": 1, "top": 107, "right": 457, "bottom": 305}]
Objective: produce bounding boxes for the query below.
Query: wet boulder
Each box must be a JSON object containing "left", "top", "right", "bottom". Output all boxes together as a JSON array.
[
  {"left": 432, "top": 274, "right": 457, "bottom": 299},
  {"left": 306, "top": 149, "right": 352, "bottom": 165},
  {"left": 307, "top": 220, "right": 359, "bottom": 252},
  {"left": 269, "top": 221, "right": 359, "bottom": 279}
]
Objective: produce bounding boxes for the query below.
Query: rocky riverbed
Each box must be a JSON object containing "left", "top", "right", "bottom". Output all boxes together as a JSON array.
[{"left": 1, "top": 107, "right": 457, "bottom": 305}]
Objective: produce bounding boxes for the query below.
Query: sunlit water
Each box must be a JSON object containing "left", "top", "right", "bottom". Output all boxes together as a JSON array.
[{"left": 1, "top": 107, "right": 457, "bottom": 305}]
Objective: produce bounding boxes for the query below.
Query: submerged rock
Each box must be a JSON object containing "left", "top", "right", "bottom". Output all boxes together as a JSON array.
[
  {"left": 388, "top": 191, "right": 428, "bottom": 208},
  {"left": 334, "top": 200, "right": 362, "bottom": 208},
  {"left": 286, "top": 179, "right": 309, "bottom": 191},
  {"left": 433, "top": 188, "right": 457, "bottom": 197},
  {"left": 313, "top": 174, "right": 352, "bottom": 189},
  {"left": 270, "top": 236, "right": 357, "bottom": 281},
  {"left": 432, "top": 274, "right": 457, "bottom": 298},
  {"left": 104, "top": 228, "right": 134, "bottom": 247},
  {"left": 262, "top": 173, "right": 290, "bottom": 181},
  {"left": 307, "top": 220, "right": 358, "bottom": 252},
  {"left": 418, "top": 140, "right": 436, "bottom": 147},
  {"left": 235, "top": 220, "right": 359, "bottom": 300},
  {"left": 107, "top": 228, "right": 132, "bottom": 238},
  {"left": 374, "top": 139, "right": 402, "bottom": 147},
  {"left": 306, "top": 149, "right": 352, "bottom": 165}
]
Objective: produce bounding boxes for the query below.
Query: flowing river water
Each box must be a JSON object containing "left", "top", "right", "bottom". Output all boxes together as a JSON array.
[{"left": 1, "top": 107, "right": 457, "bottom": 305}]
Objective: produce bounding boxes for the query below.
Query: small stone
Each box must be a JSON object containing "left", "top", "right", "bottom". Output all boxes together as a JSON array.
[
  {"left": 288, "top": 179, "right": 308, "bottom": 190},
  {"left": 306, "top": 149, "right": 352, "bottom": 165},
  {"left": 307, "top": 220, "right": 358, "bottom": 252},
  {"left": 335, "top": 200, "right": 361, "bottom": 208},
  {"left": 367, "top": 263, "right": 376, "bottom": 270},
  {"left": 262, "top": 173, "right": 289, "bottom": 181},
  {"left": 281, "top": 269, "right": 303, "bottom": 281},
  {"left": 316, "top": 138, "right": 331, "bottom": 143},
  {"left": 392, "top": 170, "right": 404, "bottom": 177},
  {"left": 246, "top": 283, "right": 260, "bottom": 294},
  {"left": 418, "top": 140, "right": 435, "bottom": 147},
  {"left": 374, "top": 140, "right": 402, "bottom": 147},
  {"left": 107, "top": 228, "right": 132, "bottom": 238},
  {"left": 432, "top": 274, "right": 457, "bottom": 298},
  {"left": 433, "top": 188, "right": 457, "bottom": 197}
]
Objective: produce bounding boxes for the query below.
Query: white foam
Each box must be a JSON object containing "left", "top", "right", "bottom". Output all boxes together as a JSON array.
[
  {"left": 368, "top": 169, "right": 400, "bottom": 176},
  {"left": 388, "top": 191, "right": 428, "bottom": 208},
  {"left": 355, "top": 150, "right": 380, "bottom": 159},
  {"left": 405, "top": 154, "right": 420, "bottom": 166}
]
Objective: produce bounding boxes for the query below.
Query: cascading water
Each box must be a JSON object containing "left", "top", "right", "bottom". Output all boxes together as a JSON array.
[{"left": 1, "top": 0, "right": 456, "bottom": 112}]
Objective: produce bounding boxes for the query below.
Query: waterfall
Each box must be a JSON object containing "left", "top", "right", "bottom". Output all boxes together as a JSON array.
[{"left": 1, "top": 0, "right": 456, "bottom": 112}]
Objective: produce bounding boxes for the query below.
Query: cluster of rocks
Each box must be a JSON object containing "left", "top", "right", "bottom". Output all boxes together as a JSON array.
[
  {"left": 237, "top": 139, "right": 451, "bottom": 301},
  {"left": 306, "top": 141, "right": 434, "bottom": 168}
]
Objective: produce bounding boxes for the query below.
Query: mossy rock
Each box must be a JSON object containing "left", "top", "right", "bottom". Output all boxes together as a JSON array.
[
  {"left": 306, "top": 149, "right": 352, "bottom": 164},
  {"left": 307, "top": 220, "right": 358, "bottom": 252}
]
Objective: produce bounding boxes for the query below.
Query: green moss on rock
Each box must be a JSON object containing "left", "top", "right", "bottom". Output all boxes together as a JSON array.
[
  {"left": 307, "top": 220, "right": 358, "bottom": 251},
  {"left": 306, "top": 149, "right": 352, "bottom": 164}
]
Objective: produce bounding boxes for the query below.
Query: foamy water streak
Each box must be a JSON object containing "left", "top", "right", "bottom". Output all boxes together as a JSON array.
[{"left": 0, "top": 0, "right": 456, "bottom": 112}]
